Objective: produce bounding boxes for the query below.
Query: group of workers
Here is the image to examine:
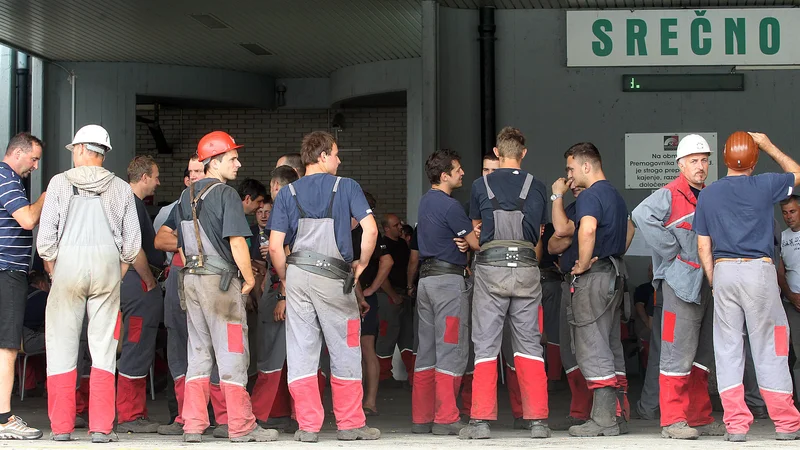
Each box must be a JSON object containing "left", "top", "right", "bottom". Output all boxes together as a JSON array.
[{"left": 0, "top": 121, "right": 798, "bottom": 444}]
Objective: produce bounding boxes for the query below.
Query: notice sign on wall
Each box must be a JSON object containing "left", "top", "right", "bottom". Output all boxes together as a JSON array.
[
  {"left": 625, "top": 133, "right": 718, "bottom": 189},
  {"left": 566, "top": 9, "right": 800, "bottom": 67}
]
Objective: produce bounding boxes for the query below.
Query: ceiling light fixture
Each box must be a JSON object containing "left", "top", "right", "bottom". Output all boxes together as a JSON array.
[
  {"left": 239, "top": 43, "right": 273, "bottom": 56},
  {"left": 189, "top": 13, "right": 230, "bottom": 30}
]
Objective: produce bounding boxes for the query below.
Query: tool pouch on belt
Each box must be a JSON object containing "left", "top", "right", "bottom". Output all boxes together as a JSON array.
[
  {"left": 343, "top": 271, "right": 356, "bottom": 295},
  {"left": 177, "top": 269, "right": 187, "bottom": 311},
  {"left": 567, "top": 256, "right": 625, "bottom": 353},
  {"left": 287, "top": 250, "right": 353, "bottom": 294}
]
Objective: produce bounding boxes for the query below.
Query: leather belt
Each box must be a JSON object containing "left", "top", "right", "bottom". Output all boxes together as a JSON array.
[
  {"left": 475, "top": 246, "right": 538, "bottom": 268},
  {"left": 287, "top": 250, "right": 351, "bottom": 280},
  {"left": 419, "top": 259, "right": 467, "bottom": 279},
  {"left": 714, "top": 257, "right": 772, "bottom": 265}
]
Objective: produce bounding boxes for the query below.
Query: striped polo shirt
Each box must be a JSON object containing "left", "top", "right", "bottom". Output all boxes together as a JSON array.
[{"left": 0, "top": 162, "right": 32, "bottom": 271}]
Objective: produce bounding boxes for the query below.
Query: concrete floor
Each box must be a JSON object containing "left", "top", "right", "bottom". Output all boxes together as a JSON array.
[{"left": 0, "top": 377, "right": 794, "bottom": 449}]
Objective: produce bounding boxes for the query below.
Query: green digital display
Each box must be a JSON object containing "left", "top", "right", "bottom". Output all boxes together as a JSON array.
[{"left": 622, "top": 74, "right": 744, "bottom": 92}]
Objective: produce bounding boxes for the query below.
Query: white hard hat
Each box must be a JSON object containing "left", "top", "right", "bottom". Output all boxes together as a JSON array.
[
  {"left": 676, "top": 134, "right": 711, "bottom": 160},
  {"left": 66, "top": 124, "right": 112, "bottom": 154}
]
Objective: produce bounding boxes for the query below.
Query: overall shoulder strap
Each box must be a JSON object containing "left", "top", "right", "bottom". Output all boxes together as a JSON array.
[
  {"left": 288, "top": 183, "right": 307, "bottom": 219},
  {"left": 325, "top": 177, "right": 342, "bottom": 219},
  {"left": 483, "top": 176, "right": 501, "bottom": 210},
  {"left": 517, "top": 174, "right": 534, "bottom": 209}
]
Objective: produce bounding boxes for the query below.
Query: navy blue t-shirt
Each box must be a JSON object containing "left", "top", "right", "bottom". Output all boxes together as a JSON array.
[
  {"left": 695, "top": 173, "right": 794, "bottom": 260},
  {"left": 540, "top": 223, "right": 557, "bottom": 270},
  {"left": 576, "top": 180, "right": 628, "bottom": 259},
  {"left": 469, "top": 169, "right": 548, "bottom": 246},
  {"left": 559, "top": 202, "right": 578, "bottom": 271},
  {"left": 270, "top": 173, "right": 371, "bottom": 264},
  {"left": 417, "top": 189, "right": 473, "bottom": 266}
]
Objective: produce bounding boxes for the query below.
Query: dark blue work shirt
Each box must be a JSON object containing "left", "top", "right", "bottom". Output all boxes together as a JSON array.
[
  {"left": 540, "top": 223, "right": 557, "bottom": 270},
  {"left": 417, "top": 189, "right": 473, "bottom": 266},
  {"left": 559, "top": 202, "right": 578, "bottom": 271},
  {"left": 270, "top": 173, "right": 372, "bottom": 264},
  {"left": 695, "top": 173, "right": 794, "bottom": 260},
  {"left": 468, "top": 169, "right": 548, "bottom": 246},
  {"left": 576, "top": 180, "right": 628, "bottom": 259}
]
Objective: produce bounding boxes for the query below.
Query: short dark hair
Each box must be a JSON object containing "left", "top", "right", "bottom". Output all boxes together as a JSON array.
[
  {"left": 183, "top": 168, "right": 190, "bottom": 179},
  {"left": 271, "top": 165, "right": 300, "bottom": 187},
  {"left": 496, "top": 127, "right": 526, "bottom": 160},
  {"left": 565, "top": 142, "right": 602, "bottom": 167},
  {"left": 401, "top": 224, "right": 413, "bottom": 238},
  {"left": 127, "top": 155, "right": 157, "bottom": 183},
  {"left": 237, "top": 178, "right": 267, "bottom": 202},
  {"left": 425, "top": 149, "right": 461, "bottom": 185},
  {"left": 363, "top": 191, "right": 377, "bottom": 210},
  {"left": 28, "top": 270, "right": 48, "bottom": 286},
  {"left": 278, "top": 153, "right": 305, "bottom": 177},
  {"left": 6, "top": 132, "right": 43, "bottom": 155},
  {"left": 781, "top": 195, "right": 800, "bottom": 206},
  {"left": 300, "top": 131, "right": 336, "bottom": 167},
  {"left": 482, "top": 152, "right": 499, "bottom": 162}
]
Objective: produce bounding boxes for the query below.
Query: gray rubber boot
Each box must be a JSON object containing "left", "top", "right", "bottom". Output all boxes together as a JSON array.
[{"left": 569, "top": 387, "right": 620, "bottom": 437}]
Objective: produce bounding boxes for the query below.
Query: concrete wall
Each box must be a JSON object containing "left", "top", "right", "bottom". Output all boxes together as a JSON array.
[
  {"left": 43, "top": 62, "right": 274, "bottom": 180},
  {"left": 438, "top": 7, "right": 800, "bottom": 284},
  {"left": 136, "top": 107, "right": 409, "bottom": 220}
]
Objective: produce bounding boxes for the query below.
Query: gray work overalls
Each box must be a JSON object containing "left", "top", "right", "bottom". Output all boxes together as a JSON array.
[
  {"left": 283, "top": 178, "right": 366, "bottom": 434},
  {"left": 176, "top": 181, "right": 256, "bottom": 439},
  {"left": 45, "top": 186, "right": 121, "bottom": 436},
  {"left": 468, "top": 174, "right": 548, "bottom": 422}
]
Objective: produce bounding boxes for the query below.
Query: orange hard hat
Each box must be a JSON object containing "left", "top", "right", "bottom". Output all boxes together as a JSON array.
[
  {"left": 723, "top": 131, "right": 759, "bottom": 171},
  {"left": 197, "top": 131, "right": 243, "bottom": 162}
]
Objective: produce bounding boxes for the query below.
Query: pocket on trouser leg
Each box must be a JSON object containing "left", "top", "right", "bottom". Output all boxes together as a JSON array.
[
  {"left": 444, "top": 316, "right": 459, "bottom": 344},
  {"left": 662, "top": 311, "right": 676, "bottom": 343},
  {"left": 127, "top": 316, "right": 143, "bottom": 343},
  {"left": 347, "top": 319, "right": 360, "bottom": 348},
  {"left": 227, "top": 323, "right": 244, "bottom": 354},
  {"left": 775, "top": 325, "right": 789, "bottom": 357}
]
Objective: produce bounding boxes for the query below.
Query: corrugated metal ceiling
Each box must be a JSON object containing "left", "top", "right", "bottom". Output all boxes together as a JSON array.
[
  {"left": 0, "top": 0, "right": 795, "bottom": 77},
  {"left": 0, "top": 0, "right": 422, "bottom": 78}
]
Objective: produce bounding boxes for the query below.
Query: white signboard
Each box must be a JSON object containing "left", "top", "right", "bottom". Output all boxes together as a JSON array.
[
  {"left": 625, "top": 133, "right": 718, "bottom": 190},
  {"left": 567, "top": 9, "right": 800, "bottom": 66}
]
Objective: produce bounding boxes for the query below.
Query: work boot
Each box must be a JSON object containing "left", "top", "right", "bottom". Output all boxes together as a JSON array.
[
  {"left": 230, "top": 425, "right": 279, "bottom": 442},
  {"left": 569, "top": 387, "right": 620, "bottom": 437},
  {"left": 157, "top": 421, "right": 184, "bottom": 435},
  {"left": 412, "top": 422, "right": 432, "bottom": 434},
  {"left": 74, "top": 416, "right": 88, "bottom": 429},
  {"left": 549, "top": 415, "right": 586, "bottom": 431},
  {"left": 661, "top": 421, "right": 700, "bottom": 440},
  {"left": 432, "top": 421, "right": 466, "bottom": 435},
  {"left": 696, "top": 421, "right": 726, "bottom": 436},
  {"left": 0, "top": 415, "right": 43, "bottom": 440},
  {"left": 259, "top": 416, "right": 298, "bottom": 433},
  {"left": 294, "top": 430, "right": 319, "bottom": 442},
  {"left": 725, "top": 433, "right": 746, "bottom": 442},
  {"left": 776, "top": 429, "right": 800, "bottom": 440},
  {"left": 617, "top": 416, "right": 629, "bottom": 435},
  {"left": 530, "top": 420, "right": 551, "bottom": 438},
  {"left": 50, "top": 433, "right": 72, "bottom": 441},
  {"left": 183, "top": 433, "right": 202, "bottom": 443},
  {"left": 513, "top": 417, "right": 531, "bottom": 429},
  {"left": 213, "top": 424, "right": 228, "bottom": 438},
  {"left": 91, "top": 431, "right": 119, "bottom": 443},
  {"left": 458, "top": 420, "right": 491, "bottom": 439},
  {"left": 117, "top": 417, "right": 160, "bottom": 433},
  {"left": 337, "top": 425, "right": 381, "bottom": 440}
]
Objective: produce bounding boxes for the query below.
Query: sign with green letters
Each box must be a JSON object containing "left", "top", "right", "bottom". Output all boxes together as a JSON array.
[{"left": 566, "top": 9, "right": 799, "bottom": 66}]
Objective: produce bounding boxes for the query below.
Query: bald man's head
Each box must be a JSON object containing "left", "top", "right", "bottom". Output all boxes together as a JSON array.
[
  {"left": 276, "top": 153, "right": 304, "bottom": 177},
  {"left": 381, "top": 213, "right": 403, "bottom": 240}
]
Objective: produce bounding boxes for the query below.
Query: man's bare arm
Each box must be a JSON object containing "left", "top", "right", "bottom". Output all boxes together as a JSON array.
[
  {"left": 625, "top": 218, "right": 635, "bottom": 252},
  {"left": 231, "top": 236, "right": 255, "bottom": 295},
  {"left": 573, "top": 216, "right": 598, "bottom": 274},
  {"left": 11, "top": 193, "right": 45, "bottom": 230},
  {"left": 751, "top": 133, "right": 800, "bottom": 186},
  {"left": 132, "top": 250, "right": 157, "bottom": 291},
  {"left": 269, "top": 231, "right": 288, "bottom": 285},
  {"left": 365, "top": 254, "right": 393, "bottom": 297},
  {"left": 548, "top": 235, "right": 572, "bottom": 256},
  {"left": 154, "top": 225, "right": 179, "bottom": 253},
  {"left": 407, "top": 249, "right": 419, "bottom": 293},
  {"left": 697, "top": 235, "right": 714, "bottom": 287}
]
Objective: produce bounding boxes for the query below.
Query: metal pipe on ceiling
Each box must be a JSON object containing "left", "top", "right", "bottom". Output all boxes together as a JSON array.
[
  {"left": 15, "top": 52, "right": 29, "bottom": 134},
  {"left": 478, "top": 5, "right": 496, "bottom": 158}
]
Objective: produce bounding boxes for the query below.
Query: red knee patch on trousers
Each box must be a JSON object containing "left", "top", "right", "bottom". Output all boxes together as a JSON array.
[
  {"left": 227, "top": 323, "right": 244, "bottom": 354},
  {"left": 113, "top": 312, "right": 122, "bottom": 340},
  {"left": 775, "top": 326, "right": 789, "bottom": 357},
  {"left": 444, "top": 316, "right": 459, "bottom": 344},
  {"left": 379, "top": 320, "right": 388, "bottom": 337},
  {"left": 127, "top": 316, "right": 143, "bottom": 343},
  {"left": 662, "top": 311, "right": 676, "bottom": 343},
  {"left": 347, "top": 319, "right": 360, "bottom": 347},
  {"left": 538, "top": 305, "right": 544, "bottom": 335}
]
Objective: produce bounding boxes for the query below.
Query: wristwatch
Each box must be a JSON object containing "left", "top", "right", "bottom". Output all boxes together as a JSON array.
[
  {"left": 550, "top": 193, "right": 563, "bottom": 201},
  {"left": 276, "top": 293, "right": 286, "bottom": 301}
]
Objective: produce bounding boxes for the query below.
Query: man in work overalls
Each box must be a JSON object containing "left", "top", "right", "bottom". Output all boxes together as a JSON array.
[
  {"left": 154, "top": 158, "right": 207, "bottom": 436},
  {"left": 165, "top": 130, "right": 277, "bottom": 443},
  {"left": 268, "top": 131, "right": 381, "bottom": 442},
  {"left": 411, "top": 149, "right": 478, "bottom": 436},
  {"left": 562, "top": 143, "right": 629, "bottom": 438},
  {"left": 37, "top": 124, "right": 141, "bottom": 443},
  {"left": 460, "top": 126, "right": 550, "bottom": 440},
  {"left": 116, "top": 155, "right": 166, "bottom": 433},
  {"left": 632, "top": 134, "right": 726, "bottom": 439},
  {"left": 695, "top": 131, "right": 800, "bottom": 441}
]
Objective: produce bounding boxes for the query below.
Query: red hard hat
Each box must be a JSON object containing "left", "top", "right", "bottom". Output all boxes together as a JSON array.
[
  {"left": 197, "top": 131, "right": 243, "bottom": 162},
  {"left": 723, "top": 131, "right": 759, "bottom": 171}
]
